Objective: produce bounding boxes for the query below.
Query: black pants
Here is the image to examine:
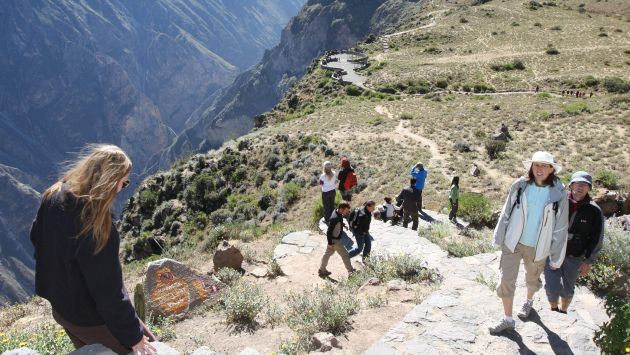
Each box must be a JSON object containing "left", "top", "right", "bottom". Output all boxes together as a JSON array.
[
  {"left": 449, "top": 200, "right": 458, "bottom": 221},
  {"left": 403, "top": 209, "right": 419, "bottom": 230},
  {"left": 418, "top": 189, "right": 423, "bottom": 210},
  {"left": 322, "top": 190, "right": 336, "bottom": 222}
]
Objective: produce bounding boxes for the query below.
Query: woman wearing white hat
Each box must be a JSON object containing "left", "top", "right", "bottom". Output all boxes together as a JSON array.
[{"left": 489, "top": 151, "right": 569, "bottom": 334}]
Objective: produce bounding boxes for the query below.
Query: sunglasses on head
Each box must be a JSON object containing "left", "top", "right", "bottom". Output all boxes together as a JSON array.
[{"left": 122, "top": 180, "right": 130, "bottom": 189}]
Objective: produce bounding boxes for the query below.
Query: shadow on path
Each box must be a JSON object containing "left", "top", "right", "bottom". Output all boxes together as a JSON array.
[
  {"left": 526, "top": 310, "right": 575, "bottom": 355},
  {"left": 492, "top": 330, "right": 536, "bottom": 355}
]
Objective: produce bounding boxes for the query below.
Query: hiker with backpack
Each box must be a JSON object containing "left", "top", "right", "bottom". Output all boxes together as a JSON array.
[
  {"left": 544, "top": 171, "right": 604, "bottom": 314},
  {"left": 396, "top": 177, "right": 422, "bottom": 231},
  {"left": 410, "top": 162, "right": 428, "bottom": 211},
  {"left": 319, "top": 202, "right": 355, "bottom": 277},
  {"left": 338, "top": 157, "right": 357, "bottom": 202},
  {"left": 489, "top": 151, "right": 569, "bottom": 334},
  {"left": 319, "top": 161, "right": 337, "bottom": 223},
  {"left": 449, "top": 176, "right": 460, "bottom": 222},
  {"left": 348, "top": 201, "right": 377, "bottom": 260}
]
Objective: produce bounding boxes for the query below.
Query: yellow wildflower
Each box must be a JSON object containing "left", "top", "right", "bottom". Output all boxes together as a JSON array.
[
  {"left": 2, "top": 339, "right": 9, "bottom": 344},
  {"left": 0, "top": 332, "right": 4, "bottom": 337},
  {"left": 19, "top": 342, "right": 27, "bottom": 347}
]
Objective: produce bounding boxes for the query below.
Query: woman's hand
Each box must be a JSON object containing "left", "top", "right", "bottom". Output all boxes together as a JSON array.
[{"left": 132, "top": 336, "right": 156, "bottom": 355}]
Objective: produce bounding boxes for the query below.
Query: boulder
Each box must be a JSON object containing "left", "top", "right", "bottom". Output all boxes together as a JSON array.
[
  {"left": 387, "top": 279, "right": 407, "bottom": 291},
  {"left": 213, "top": 241, "right": 244, "bottom": 271},
  {"left": 3, "top": 348, "right": 41, "bottom": 355},
  {"left": 190, "top": 347, "right": 219, "bottom": 355},
  {"left": 312, "top": 332, "right": 340, "bottom": 352},
  {"left": 623, "top": 193, "right": 630, "bottom": 214},
  {"left": 593, "top": 191, "right": 623, "bottom": 216},
  {"left": 145, "top": 258, "right": 224, "bottom": 318},
  {"left": 470, "top": 164, "right": 480, "bottom": 177}
]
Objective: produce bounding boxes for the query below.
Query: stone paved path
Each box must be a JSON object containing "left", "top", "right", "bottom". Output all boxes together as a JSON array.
[
  {"left": 326, "top": 53, "right": 368, "bottom": 87},
  {"left": 341, "top": 217, "right": 608, "bottom": 355}
]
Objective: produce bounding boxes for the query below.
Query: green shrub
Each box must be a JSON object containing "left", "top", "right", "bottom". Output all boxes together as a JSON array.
[
  {"left": 550, "top": 25, "right": 562, "bottom": 31},
  {"left": 419, "top": 223, "right": 496, "bottom": 257},
  {"left": 595, "top": 170, "right": 619, "bottom": 189},
  {"left": 366, "top": 293, "right": 387, "bottom": 308},
  {"left": 345, "top": 85, "right": 362, "bottom": 96},
  {"left": 593, "top": 295, "right": 630, "bottom": 355},
  {"left": 562, "top": 102, "right": 591, "bottom": 115},
  {"left": 458, "top": 192, "right": 496, "bottom": 228},
  {"left": 0, "top": 323, "right": 74, "bottom": 354},
  {"left": 474, "top": 272, "right": 497, "bottom": 291},
  {"left": 139, "top": 189, "right": 160, "bottom": 215},
  {"left": 584, "top": 221, "right": 629, "bottom": 284},
  {"left": 350, "top": 254, "right": 442, "bottom": 285},
  {"left": 603, "top": 77, "right": 630, "bottom": 93},
  {"left": 222, "top": 280, "right": 265, "bottom": 326},
  {"left": 285, "top": 283, "right": 360, "bottom": 336},
  {"left": 280, "top": 181, "right": 302, "bottom": 205},
  {"left": 216, "top": 267, "right": 242, "bottom": 286},
  {"left": 146, "top": 315, "right": 176, "bottom": 341},
  {"left": 583, "top": 76, "right": 600, "bottom": 87},
  {"left": 400, "top": 113, "right": 414, "bottom": 120},
  {"left": 435, "top": 80, "right": 449, "bottom": 89},
  {"left": 546, "top": 48, "right": 560, "bottom": 55},
  {"left": 485, "top": 139, "right": 506, "bottom": 160},
  {"left": 491, "top": 60, "right": 525, "bottom": 71},
  {"left": 267, "top": 259, "right": 285, "bottom": 278}
]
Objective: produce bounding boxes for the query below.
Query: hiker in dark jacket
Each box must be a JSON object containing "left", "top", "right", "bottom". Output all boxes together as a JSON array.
[
  {"left": 348, "top": 201, "right": 376, "bottom": 260},
  {"left": 30, "top": 145, "right": 155, "bottom": 355},
  {"left": 319, "top": 202, "right": 355, "bottom": 277},
  {"left": 544, "top": 171, "right": 604, "bottom": 314},
  {"left": 397, "top": 177, "right": 422, "bottom": 230},
  {"left": 338, "top": 157, "right": 355, "bottom": 202}
]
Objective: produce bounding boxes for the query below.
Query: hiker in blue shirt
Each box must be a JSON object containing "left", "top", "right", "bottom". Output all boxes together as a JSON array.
[{"left": 410, "top": 162, "right": 428, "bottom": 211}]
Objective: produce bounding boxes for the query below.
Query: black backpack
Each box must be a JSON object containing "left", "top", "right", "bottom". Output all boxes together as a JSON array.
[{"left": 348, "top": 208, "right": 361, "bottom": 232}]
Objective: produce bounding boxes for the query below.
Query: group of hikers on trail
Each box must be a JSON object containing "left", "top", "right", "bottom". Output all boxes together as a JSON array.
[
  {"left": 26, "top": 144, "right": 605, "bottom": 353},
  {"left": 317, "top": 151, "right": 605, "bottom": 335}
]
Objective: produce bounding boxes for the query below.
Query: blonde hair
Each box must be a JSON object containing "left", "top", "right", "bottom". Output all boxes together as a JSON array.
[{"left": 43, "top": 144, "right": 132, "bottom": 254}]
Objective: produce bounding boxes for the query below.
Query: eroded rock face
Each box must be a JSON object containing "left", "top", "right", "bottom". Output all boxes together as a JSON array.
[
  {"left": 213, "top": 241, "right": 244, "bottom": 272},
  {"left": 145, "top": 259, "right": 223, "bottom": 318},
  {"left": 593, "top": 191, "right": 624, "bottom": 216}
]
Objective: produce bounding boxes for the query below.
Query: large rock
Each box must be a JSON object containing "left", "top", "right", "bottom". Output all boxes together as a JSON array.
[
  {"left": 69, "top": 344, "right": 116, "bottom": 354},
  {"left": 311, "top": 333, "right": 340, "bottom": 352},
  {"left": 145, "top": 258, "right": 223, "bottom": 318},
  {"left": 2, "top": 348, "right": 40, "bottom": 355},
  {"left": 593, "top": 191, "right": 623, "bottom": 216},
  {"left": 469, "top": 164, "right": 480, "bottom": 177},
  {"left": 213, "top": 241, "right": 244, "bottom": 271}
]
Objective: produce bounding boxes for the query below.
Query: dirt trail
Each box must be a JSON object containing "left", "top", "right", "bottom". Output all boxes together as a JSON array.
[{"left": 375, "top": 105, "right": 514, "bottom": 188}]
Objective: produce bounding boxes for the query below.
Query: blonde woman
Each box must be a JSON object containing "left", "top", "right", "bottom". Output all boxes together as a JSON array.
[{"left": 30, "top": 145, "right": 156, "bottom": 354}]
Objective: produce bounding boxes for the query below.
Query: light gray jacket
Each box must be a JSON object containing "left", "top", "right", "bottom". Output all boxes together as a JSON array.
[{"left": 493, "top": 177, "right": 569, "bottom": 268}]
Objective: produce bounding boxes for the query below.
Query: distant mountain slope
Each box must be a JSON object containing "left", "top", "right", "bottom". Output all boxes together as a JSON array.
[
  {"left": 0, "top": 0, "right": 304, "bottom": 305},
  {"left": 160, "top": 0, "right": 429, "bottom": 166}
]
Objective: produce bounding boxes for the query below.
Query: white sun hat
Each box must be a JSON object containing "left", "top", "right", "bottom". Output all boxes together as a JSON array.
[{"left": 522, "top": 151, "right": 562, "bottom": 173}]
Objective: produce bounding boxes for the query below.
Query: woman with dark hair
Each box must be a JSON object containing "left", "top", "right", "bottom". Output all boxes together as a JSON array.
[
  {"left": 489, "top": 151, "right": 568, "bottom": 334},
  {"left": 337, "top": 156, "right": 357, "bottom": 202},
  {"left": 30, "top": 145, "right": 156, "bottom": 354},
  {"left": 449, "top": 176, "right": 460, "bottom": 222},
  {"left": 348, "top": 200, "right": 376, "bottom": 260}
]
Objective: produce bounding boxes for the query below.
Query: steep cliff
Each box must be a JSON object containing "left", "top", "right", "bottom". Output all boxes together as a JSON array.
[
  {"left": 161, "top": 0, "right": 427, "bottom": 165},
  {"left": 0, "top": 0, "right": 304, "bottom": 305}
]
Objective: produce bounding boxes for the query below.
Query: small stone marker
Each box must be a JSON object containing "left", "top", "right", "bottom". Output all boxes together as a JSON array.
[{"left": 145, "top": 258, "right": 223, "bottom": 318}]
